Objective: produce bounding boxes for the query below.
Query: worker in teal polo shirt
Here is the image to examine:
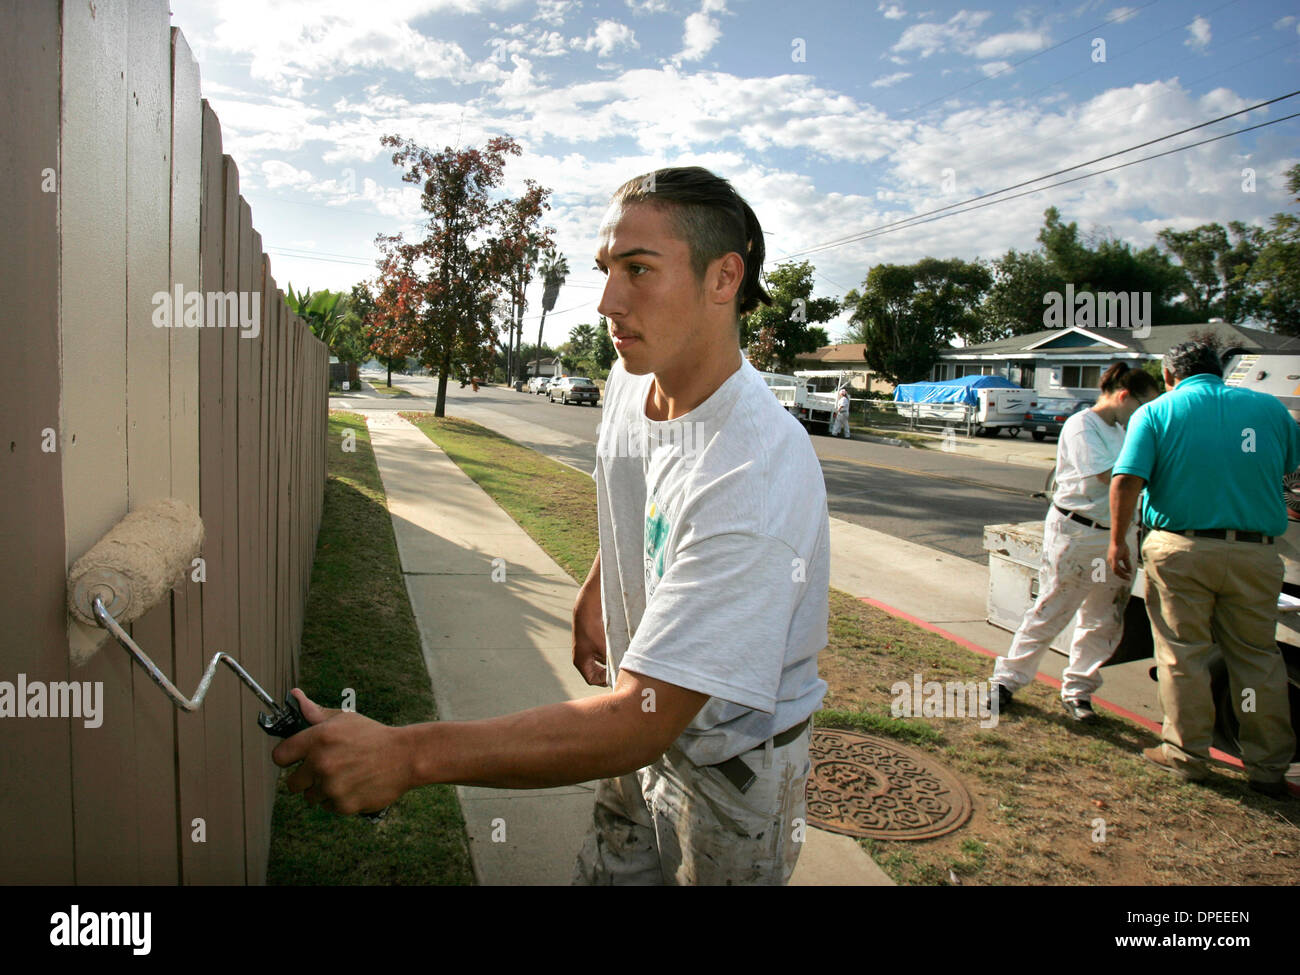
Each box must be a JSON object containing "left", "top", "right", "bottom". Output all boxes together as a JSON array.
[{"left": 1108, "top": 340, "right": 1298, "bottom": 799}]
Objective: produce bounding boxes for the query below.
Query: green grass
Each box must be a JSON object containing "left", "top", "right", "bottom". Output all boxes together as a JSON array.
[
  {"left": 401, "top": 412, "right": 598, "bottom": 583},
  {"left": 367, "top": 381, "right": 414, "bottom": 398},
  {"left": 266, "top": 411, "right": 475, "bottom": 885}
]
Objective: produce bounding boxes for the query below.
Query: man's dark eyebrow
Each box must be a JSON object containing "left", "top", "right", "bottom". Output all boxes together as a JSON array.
[{"left": 594, "top": 247, "right": 664, "bottom": 264}]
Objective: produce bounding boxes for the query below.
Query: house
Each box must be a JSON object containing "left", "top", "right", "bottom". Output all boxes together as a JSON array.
[
  {"left": 525, "top": 356, "right": 565, "bottom": 378},
  {"left": 930, "top": 323, "right": 1300, "bottom": 401},
  {"left": 791, "top": 343, "right": 895, "bottom": 394}
]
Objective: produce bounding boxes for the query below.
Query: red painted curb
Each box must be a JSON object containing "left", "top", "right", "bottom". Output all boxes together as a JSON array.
[{"left": 854, "top": 595, "right": 1263, "bottom": 778}]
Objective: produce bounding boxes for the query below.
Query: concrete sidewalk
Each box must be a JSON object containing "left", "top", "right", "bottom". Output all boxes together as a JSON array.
[{"left": 360, "top": 409, "right": 894, "bottom": 886}]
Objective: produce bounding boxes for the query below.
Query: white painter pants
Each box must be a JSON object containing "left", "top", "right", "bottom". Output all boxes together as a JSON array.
[
  {"left": 830, "top": 409, "right": 850, "bottom": 438},
  {"left": 993, "top": 505, "right": 1135, "bottom": 703}
]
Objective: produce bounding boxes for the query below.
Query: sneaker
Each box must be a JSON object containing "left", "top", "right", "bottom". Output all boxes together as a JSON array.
[
  {"left": 1248, "top": 778, "right": 1292, "bottom": 799},
  {"left": 993, "top": 684, "right": 1014, "bottom": 710},
  {"left": 1142, "top": 745, "right": 1207, "bottom": 783},
  {"left": 1061, "top": 698, "right": 1096, "bottom": 723}
]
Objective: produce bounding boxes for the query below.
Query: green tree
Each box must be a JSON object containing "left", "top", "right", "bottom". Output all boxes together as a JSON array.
[
  {"left": 593, "top": 316, "right": 616, "bottom": 370},
  {"left": 377, "top": 133, "right": 522, "bottom": 416},
  {"left": 843, "top": 257, "right": 991, "bottom": 384},
  {"left": 533, "top": 248, "right": 570, "bottom": 377},
  {"left": 1246, "top": 164, "right": 1300, "bottom": 335},
  {"left": 984, "top": 249, "right": 1065, "bottom": 337},
  {"left": 1156, "top": 223, "right": 1231, "bottom": 320},
  {"left": 740, "top": 260, "right": 839, "bottom": 372}
]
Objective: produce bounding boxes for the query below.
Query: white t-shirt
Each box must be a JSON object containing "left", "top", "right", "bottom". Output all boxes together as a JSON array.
[
  {"left": 593, "top": 357, "right": 830, "bottom": 766},
  {"left": 1052, "top": 408, "right": 1127, "bottom": 524}
]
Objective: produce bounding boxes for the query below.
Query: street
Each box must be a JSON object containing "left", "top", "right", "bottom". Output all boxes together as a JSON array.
[{"left": 344, "top": 371, "right": 1050, "bottom": 562}]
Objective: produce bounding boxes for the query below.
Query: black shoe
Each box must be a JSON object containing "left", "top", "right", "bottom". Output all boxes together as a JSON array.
[
  {"left": 1248, "top": 778, "right": 1292, "bottom": 799},
  {"left": 1061, "top": 698, "right": 1096, "bottom": 723},
  {"left": 993, "top": 684, "right": 1014, "bottom": 710}
]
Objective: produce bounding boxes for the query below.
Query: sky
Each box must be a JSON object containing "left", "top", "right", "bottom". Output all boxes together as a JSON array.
[{"left": 166, "top": 0, "right": 1300, "bottom": 346}]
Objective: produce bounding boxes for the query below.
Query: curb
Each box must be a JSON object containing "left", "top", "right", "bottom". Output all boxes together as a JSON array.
[{"left": 852, "top": 595, "right": 1285, "bottom": 787}]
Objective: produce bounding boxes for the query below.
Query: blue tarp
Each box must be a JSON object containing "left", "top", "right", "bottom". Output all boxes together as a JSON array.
[{"left": 893, "top": 375, "right": 1021, "bottom": 406}]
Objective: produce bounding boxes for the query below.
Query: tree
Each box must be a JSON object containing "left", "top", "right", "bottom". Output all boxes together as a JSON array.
[
  {"left": 843, "top": 257, "right": 992, "bottom": 384},
  {"left": 984, "top": 248, "right": 1067, "bottom": 337},
  {"left": 498, "top": 185, "right": 554, "bottom": 386},
  {"left": 370, "top": 245, "right": 421, "bottom": 387},
  {"left": 1246, "top": 164, "right": 1300, "bottom": 335},
  {"left": 746, "top": 324, "right": 778, "bottom": 372},
  {"left": 594, "top": 316, "right": 615, "bottom": 371},
  {"left": 1156, "top": 224, "right": 1231, "bottom": 320},
  {"left": 377, "top": 133, "right": 522, "bottom": 416},
  {"left": 285, "top": 284, "right": 349, "bottom": 387},
  {"left": 333, "top": 282, "right": 375, "bottom": 385},
  {"left": 739, "top": 261, "right": 839, "bottom": 372},
  {"left": 533, "top": 248, "right": 570, "bottom": 377}
]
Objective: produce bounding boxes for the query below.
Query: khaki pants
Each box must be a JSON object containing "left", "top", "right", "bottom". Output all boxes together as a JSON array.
[
  {"left": 1141, "top": 530, "right": 1295, "bottom": 782},
  {"left": 571, "top": 730, "right": 811, "bottom": 885}
]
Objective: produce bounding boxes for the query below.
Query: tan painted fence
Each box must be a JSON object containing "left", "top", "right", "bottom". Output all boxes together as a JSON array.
[{"left": 1, "top": 0, "right": 327, "bottom": 883}]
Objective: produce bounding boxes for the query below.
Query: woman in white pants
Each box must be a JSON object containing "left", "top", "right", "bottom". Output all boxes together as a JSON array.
[
  {"left": 830, "top": 387, "right": 851, "bottom": 438},
  {"left": 991, "top": 363, "right": 1161, "bottom": 721}
]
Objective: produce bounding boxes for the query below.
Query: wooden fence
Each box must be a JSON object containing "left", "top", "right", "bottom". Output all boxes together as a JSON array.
[{"left": 0, "top": 0, "right": 327, "bottom": 883}]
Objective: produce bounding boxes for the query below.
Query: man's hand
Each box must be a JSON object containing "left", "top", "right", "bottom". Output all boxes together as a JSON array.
[
  {"left": 573, "top": 553, "right": 607, "bottom": 686},
  {"left": 1108, "top": 539, "right": 1132, "bottom": 581},
  {"left": 271, "top": 688, "right": 412, "bottom": 816}
]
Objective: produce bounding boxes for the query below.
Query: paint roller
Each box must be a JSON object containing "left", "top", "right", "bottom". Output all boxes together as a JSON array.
[
  {"left": 66, "top": 498, "right": 311, "bottom": 737},
  {"left": 68, "top": 500, "right": 391, "bottom": 820}
]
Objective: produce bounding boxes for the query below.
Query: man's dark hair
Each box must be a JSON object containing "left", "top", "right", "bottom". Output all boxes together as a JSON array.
[
  {"left": 610, "top": 166, "right": 772, "bottom": 320},
  {"left": 1161, "top": 341, "right": 1223, "bottom": 381}
]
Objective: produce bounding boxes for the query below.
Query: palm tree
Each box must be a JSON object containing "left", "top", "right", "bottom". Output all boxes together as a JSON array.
[{"left": 534, "top": 248, "right": 570, "bottom": 378}]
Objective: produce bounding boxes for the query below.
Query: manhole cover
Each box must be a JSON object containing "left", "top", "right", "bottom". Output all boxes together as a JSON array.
[{"left": 805, "top": 728, "right": 972, "bottom": 840}]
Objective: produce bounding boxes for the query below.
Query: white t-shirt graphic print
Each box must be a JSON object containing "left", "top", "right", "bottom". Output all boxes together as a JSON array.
[{"left": 593, "top": 357, "right": 831, "bottom": 766}]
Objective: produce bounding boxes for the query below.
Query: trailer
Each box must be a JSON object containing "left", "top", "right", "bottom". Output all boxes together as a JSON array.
[{"left": 893, "top": 376, "right": 1032, "bottom": 437}]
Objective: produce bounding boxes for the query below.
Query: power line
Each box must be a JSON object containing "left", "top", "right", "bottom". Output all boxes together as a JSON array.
[
  {"left": 791, "top": 110, "right": 1300, "bottom": 257},
  {"left": 780, "top": 89, "right": 1300, "bottom": 260}
]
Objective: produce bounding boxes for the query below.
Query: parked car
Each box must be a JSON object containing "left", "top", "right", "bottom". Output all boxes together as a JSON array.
[
  {"left": 550, "top": 376, "right": 600, "bottom": 406},
  {"left": 527, "top": 375, "right": 550, "bottom": 394},
  {"left": 1022, "top": 398, "right": 1089, "bottom": 441},
  {"left": 544, "top": 375, "right": 567, "bottom": 394}
]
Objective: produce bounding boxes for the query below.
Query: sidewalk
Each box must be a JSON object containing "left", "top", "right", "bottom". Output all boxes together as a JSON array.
[{"left": 360, "top": 409, "right": 895, "bottom": 886}]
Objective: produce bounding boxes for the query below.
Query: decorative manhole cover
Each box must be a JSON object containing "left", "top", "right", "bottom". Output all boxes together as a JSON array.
[{"left": 805, "top": 728, "right": 972, "bottom": 840}]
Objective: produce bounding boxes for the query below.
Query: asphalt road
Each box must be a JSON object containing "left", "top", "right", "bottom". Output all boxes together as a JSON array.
[{"left": 344, "top": 371, "right": 1050, "bottom": 562}]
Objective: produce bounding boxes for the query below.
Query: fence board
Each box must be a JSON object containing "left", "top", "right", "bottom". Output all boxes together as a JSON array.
[
  {"left": 169, "top": 25, "right": 210, "bottom": 885},
  {"left": 197, "top": 106, "right": 247, "bottom": 884},
  {"left": 0, "top": 0, "right": 74, "bottom": 884}
]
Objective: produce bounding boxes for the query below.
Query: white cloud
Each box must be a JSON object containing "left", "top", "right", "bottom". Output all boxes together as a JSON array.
[
  {"left": 969, "top": 30, "right": 1047, "bottom": 59},
  {"left": 1108, "top": 6, "right": 1139, "bottom": 24},
  {"left": 878, "top": 1, "right": 906, "bottom": 18},
  {"left": 1185, "top": 15, "right": 1211, "bottom": 51},
  {"left": 531, "top": 31, "right": 569, "bottom": 57},
  {"left": 871, "top": 71, "right": 913, "bottom": 88},
  {"left": 1272, "top": 15, "right": 1295, "bottom": 30},
  {"left": 675, "top": 0, "right": 727, "bottom": 63},
  {"left": 572, "top": 20, "right": 639, "bottom": 57},
  {"left": 892, "top": 10, "right": 992, "bottom": 58},
  {"left": 626, "top": 0, "right": 669, "bottom": 11},
  {"left": 978, "top": 61, "right": 1010, "bottom": 76},
  {"left": 535, "top": 0, "right": 580, "bottom": 25},
  {"left": 261, "top": 160, "right": 316, "bottom": 189}
]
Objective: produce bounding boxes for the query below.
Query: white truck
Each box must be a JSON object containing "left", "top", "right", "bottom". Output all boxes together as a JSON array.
[{"left": 759, "top": 370, "right": 842, "bottom": 433}]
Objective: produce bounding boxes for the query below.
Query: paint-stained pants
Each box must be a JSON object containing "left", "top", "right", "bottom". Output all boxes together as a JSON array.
[
  {"left": 993, "top": 506, "right": 1135, "bottom": 702},
  {"left": 830, "top": 411, "right": 850, "bottom": 438},
  {"left": 571, "top": 730, "right": 811, "bottom": 885},
  {"left": 1141, "top": 530, "right": 1295, "bottom": 782}
]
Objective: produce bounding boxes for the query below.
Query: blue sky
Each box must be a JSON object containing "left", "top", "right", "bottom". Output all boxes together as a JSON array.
[{"left": 167, "top": 0, "right": 1300, "bottom": 344}]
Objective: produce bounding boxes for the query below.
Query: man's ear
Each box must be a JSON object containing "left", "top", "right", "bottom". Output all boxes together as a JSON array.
[{"left": 709, "top": 252, "right": 745, "bottom": 309}]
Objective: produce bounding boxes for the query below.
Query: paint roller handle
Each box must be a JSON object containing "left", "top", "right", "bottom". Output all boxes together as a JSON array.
[{"left": 259, "top": 693, "right": 390, "bottom": 823}]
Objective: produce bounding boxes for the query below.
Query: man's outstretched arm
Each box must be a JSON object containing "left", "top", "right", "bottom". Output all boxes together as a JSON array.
[{"left": 271, "top": 667, "right": 707, "bottom": 816}]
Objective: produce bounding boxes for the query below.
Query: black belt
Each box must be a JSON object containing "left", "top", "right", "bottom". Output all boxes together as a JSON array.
[
  {"left": 1054, "top": 504, "right": 1108, "bottom": 531},
  {"left": 1160, "top": 528, "right": 1274, "bottom": 544},
  {"left": 706, "top": 717, "right": 811, "bottom": 794}
]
